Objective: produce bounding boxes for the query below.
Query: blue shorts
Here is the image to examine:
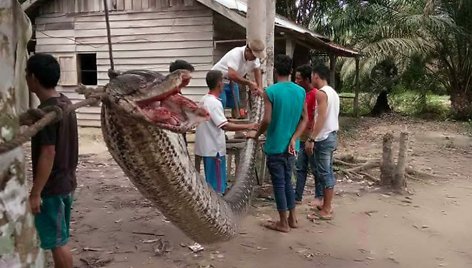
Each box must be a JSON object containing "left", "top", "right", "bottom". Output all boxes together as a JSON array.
[
  {"left": 219, "top": 83, "right": 240, "bottom": 109},
  {"left": 202, "top": 154, "right": 227, "bottom": 193},
  {"left": 34, "top": 194, "right": 72, "bottom": 250}
]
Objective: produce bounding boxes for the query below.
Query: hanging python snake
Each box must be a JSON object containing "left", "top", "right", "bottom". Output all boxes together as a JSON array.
[{"left": 100, "top": 69, "right": 263, "bottom": 243}]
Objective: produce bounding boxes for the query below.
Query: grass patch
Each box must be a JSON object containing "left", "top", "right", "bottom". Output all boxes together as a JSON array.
[
  {"left": 389, "top": 92, "right": 451, "bottom": 120},
  {"left": 339, "top": 91, "right": 451, "bottom": 120}
]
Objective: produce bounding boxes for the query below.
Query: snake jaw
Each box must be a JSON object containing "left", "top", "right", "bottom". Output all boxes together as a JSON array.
[{"left": 106, "top": 69, "right": 209, "bottom": 133}]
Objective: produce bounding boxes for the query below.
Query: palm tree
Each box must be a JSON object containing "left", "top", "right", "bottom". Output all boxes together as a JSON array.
[
  {"left": 316, "top": 0, "right": 472, "bottom": 119},
  {"left": 425, "top": 0, "right": 472, "bottom": 119}
]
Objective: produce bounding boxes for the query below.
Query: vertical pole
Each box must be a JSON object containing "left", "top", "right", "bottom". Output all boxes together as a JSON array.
[
  {"left": 354, "top": 56, "right": 360, "bottom": 117},
  {"left": 247, "top": 0, "right": 267, "bottom": 85},
  {"left": 103, "top": 0, "right": 114, "bottom": 70},
  {"left": 266, "top": 0, "right": 276, "bottom": 87},
  {"left": 329, "top": 53, "right": 336, "bottom": 89}
]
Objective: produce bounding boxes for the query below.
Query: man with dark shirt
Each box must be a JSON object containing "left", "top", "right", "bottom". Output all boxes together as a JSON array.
[{"left": 26, "top": 53, "right": 78, "bottom": 268}]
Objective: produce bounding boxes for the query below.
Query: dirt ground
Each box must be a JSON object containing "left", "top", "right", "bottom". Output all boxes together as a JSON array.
[{"left": 26, "top": 116, "right": 472, "bottom": 268}]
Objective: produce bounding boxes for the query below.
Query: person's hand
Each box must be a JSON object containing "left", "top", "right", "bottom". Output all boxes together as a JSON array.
[
  {"left": 246, "top": 130, "right": 258, "bottom": 139},
  {"left": 305, "top": 140, "right": 315, "bottom": 156},
  {"left": 248, "top": 122, "right": 259, "bottom": 131},
  {"left": 288, "top": 138, "right": 297, "bottom": 156},
  {"left": 252, "top": 87, "right": 264, "bottom": 96},
  {"left": 29, "top": 194, "right": 41, "bottom": 214},
  {"left": 248, "top": 81, "right": 258, "bottom": 90}
]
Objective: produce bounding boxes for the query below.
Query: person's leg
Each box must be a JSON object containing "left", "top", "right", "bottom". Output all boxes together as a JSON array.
[
  {"left": 219, "top": 85, "right": 228, "bottom": 108},
  {"left": 265, "top": 154, "right": 290, "bottom": 232},
  {"left": 52, "top": 245, "right": 73, "bottom": 268},
  {"left": 308, "top": 153, "right": 324, "bottom": 207},
  {"left": 35, "top": 195, "right": 73, "bottom": 268},
  {"left": 294, "top": 142, "right": 309, "bottom": 203},
  {"left": 230, "top": 84, "right": 241, "bottom": 119},
  {"left": 284, "top": 155, "right": 298, "bottom": 228},
  {"left": 224, "top": 83, "right": 234, "bottom": 110},
  {"left": 217, "top": 154, "right": 227, "bottom": 194},
  {"left": 314, "top": 133, "right": 337, "bottom": 218},
  {"left": 203, "top": 156, "right": 218, "bottom": 192}
]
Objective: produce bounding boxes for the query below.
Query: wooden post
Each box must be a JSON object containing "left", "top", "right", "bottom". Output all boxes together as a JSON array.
[
  {"left": 265, "top": 0, "right": 275, "bottom": 87},
  {"left": 285, "top": 38, "right": 296, "bottom": 59},
  {"left": 0, "top": 1, "right": 44, "bottom": 266},
  {"left": 393, "top": 132, "right": 409, "bottom": 192},
  {"left": 329, "top": 54, "right": 336, "bottom": 89},
  {"left": 285, "top": 38, "right": 295, "bottom": 81},
  {"left": 103, "top": 0, "right": 114, "bottom": 70},
  {"left": 380, "top": 132, "right": 395, "bottom": 186},
  {"left": 354, "top": 56, "right": 360, "bottom": 117}
]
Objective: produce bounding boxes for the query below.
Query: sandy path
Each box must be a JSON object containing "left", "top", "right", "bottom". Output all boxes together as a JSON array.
[{"left": 25, "top": 117, "right": 472, "bottom": 268}]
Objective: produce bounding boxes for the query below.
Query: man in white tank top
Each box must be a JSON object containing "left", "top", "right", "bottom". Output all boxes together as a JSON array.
[{"left": 305, "top": 65, "right": 340, "bottom": 220}]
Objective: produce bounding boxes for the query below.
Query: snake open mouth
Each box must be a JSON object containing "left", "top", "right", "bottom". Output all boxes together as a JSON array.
[
  {"left": 107, "top": 69, "right": 210, "bottom": 133},
  {"left": 136, "top": 92, "right": 210, "bottom": 131}
]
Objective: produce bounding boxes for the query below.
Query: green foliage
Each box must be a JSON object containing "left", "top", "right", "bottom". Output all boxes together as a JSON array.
[{"left": 301, "top": 0, "right": 472, "bottom": 119}]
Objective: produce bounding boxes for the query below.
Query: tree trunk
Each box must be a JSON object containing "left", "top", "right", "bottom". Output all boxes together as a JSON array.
[
  {"left": 450, "top": 89, "right": 472, "bottom": 120},
  {"left": 0, "top": 1, "right": 44, "bottom": 266},
  {"left": 370, "top": 90, "right": 391, "bottom": 116},
  {"left": 380, "top": 132, "right": 395, "bottom": 186},
  {"left": 393, "top": 132, "right": 409, "bottom": 192}
]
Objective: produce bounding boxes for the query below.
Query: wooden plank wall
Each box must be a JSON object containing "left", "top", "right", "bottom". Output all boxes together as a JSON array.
[
  {"left": 34, "top": 0, "right": 214, "bottom": 127},
  {"left": 39, "top": 0, "right": 194, "bottom": 13}
]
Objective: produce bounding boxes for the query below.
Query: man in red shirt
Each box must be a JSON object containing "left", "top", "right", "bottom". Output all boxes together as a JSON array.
[{"left": 293, "top": 64, "right": 322, "bottom": 206}]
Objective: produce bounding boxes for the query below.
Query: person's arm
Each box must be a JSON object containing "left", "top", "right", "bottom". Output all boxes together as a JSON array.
[
  {"left": 221, "top": 122, "right": 258, "bottom": 132},
  {"left": 306, "top": 91, "right": 328, "bottom": 156},
  {"left": 254, "top": 68, "right": 262, "bottom": 88},
  {"left": 228, "top": 67, "right": 257, "bottom": 88},
  {"left": 30, "top": 145, "right": 55, "bottom": 214},
  {"left": 247, "top": 92, "right": 271, "bottom": 139},
  {"left": 288, "top": 103, "right": 308, "bottom": 155},
  {"left": 252, "top": 68, "right": 263, "bottom": 96}
]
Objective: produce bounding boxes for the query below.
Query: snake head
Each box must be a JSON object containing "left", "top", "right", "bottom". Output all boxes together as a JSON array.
[{"left": 105, "top": 69, "right": 209, "bottom": 133}]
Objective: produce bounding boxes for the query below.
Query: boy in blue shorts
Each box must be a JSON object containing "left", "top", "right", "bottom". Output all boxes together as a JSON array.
[
  {"left": 195, "top": 70, "right": 258, "bottom": 194},
  {"left": 26, "top": 53, "right": 78, "bottom": 268}
]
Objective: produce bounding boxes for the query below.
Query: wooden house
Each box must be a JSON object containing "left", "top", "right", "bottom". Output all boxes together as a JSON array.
[{"left": 23, "top": 0, "right": 358, "bottom": 127}]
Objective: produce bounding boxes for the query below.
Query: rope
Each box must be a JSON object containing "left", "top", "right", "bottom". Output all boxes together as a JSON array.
[{"left": 0, "top": 91, "right": 104, "bottom": 155}]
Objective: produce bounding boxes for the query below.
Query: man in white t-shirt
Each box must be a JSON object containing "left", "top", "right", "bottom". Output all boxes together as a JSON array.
[
  {"left": 305, "top": 65, "right": 340, "bottom": 221},
  {"left": 195, "top": 70, "right": 258, "bottom": 194},
  {"left": 211, "top": 39, "right": 265, "bottom": 118}
]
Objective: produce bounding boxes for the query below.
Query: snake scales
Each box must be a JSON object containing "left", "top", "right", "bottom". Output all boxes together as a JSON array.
[{"left": 100, "top": 69, "right": 263, "bottom": 243}]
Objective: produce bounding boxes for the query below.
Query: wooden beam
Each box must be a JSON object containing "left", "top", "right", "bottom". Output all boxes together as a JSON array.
[
  {"left": 329, "top": 53, "right": 336, "bottom": 89},
  {"left": 354, "top": 56, "right": 360, "bottom": 117}
]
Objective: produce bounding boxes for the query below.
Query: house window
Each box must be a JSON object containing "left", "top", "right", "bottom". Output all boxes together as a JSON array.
[{"left": 78, "top": 53, "right": 97, "bottom": 85}]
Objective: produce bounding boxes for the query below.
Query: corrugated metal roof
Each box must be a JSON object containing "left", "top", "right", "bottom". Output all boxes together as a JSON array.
[
  {"left": 209, "top": 0, "right": 328, "bottom": 40},
  {"left": 198, "top": 0, "right": 358, "bottom": 57}
]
